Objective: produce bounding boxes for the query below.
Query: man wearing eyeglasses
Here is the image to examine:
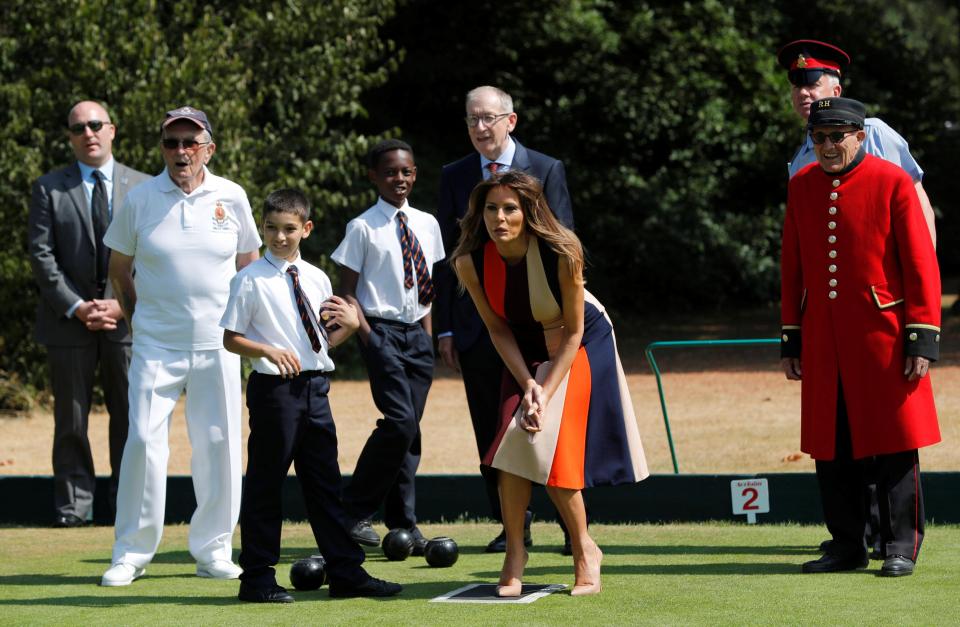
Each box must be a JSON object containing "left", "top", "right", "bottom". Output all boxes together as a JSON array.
[
  {"left": 780, "top": 97, "right": 941, "bottom": 578},
  {"left": 434, "top": 85, "right": 573, "bottom": 554},
  {"left": 778, "top": 39, "right": 935, "bottom": 245},
  {"left": 28, "top": 101, "right": 150, "bottom": 529},
  {"left": 100, "top": 106, "right": 261, "bottom": 587}
]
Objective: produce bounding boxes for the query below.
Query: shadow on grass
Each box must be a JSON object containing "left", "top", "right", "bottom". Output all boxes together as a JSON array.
[
  {"left": 469, "top": 562, "right": 802, "bottom": 577},
  {"left": 0, "top": 595, "right": 239, "bottom": 607},
  {"left": 0, "top": 573, "right": 196, "bottom": 586}
]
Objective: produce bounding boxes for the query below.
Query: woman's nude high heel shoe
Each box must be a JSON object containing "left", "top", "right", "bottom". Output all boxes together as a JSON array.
[
  {"left": 571, "top": 547, "right": 603, "bottom": 596},
  {"left": 496, "top": 550, "right": 528, "bottom": 597}
]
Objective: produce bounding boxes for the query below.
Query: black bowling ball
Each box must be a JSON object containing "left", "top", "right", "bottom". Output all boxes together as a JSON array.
[
  {"left": 382, "top": 528, "right": 415, "bottom": 561},
  {"left": 424, "top": 536, "right": 459, "bottom": 567},
  {"left": 289, "top": 555, "right": 326, "bottom": 590}
]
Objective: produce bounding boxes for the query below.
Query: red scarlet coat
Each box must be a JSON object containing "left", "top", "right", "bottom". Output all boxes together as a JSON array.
[{"left": 781, "top": 154, "right": 941, "bottom": 460}]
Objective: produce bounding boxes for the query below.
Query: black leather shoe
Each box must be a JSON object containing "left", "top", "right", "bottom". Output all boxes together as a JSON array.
[
  {"left": 54, "top": 514, "right": 86, "bottom": 528},
  {"left": 801, "top": 553, "right": 868, "bottom": 573},
  {"left": 329, "top": 576, "right": 402, "bottom": 598},
  {"left": 409, "top": 527, "right": 428, "bottom": 557},
  {"left": 818, "top": 539, "right": 832, "bottom": 553},
  {"left": 349, "top": 520, "right": 381, "bottom": 547},
  {"left": 880, "top": 554, "right": 915, "bottom": 577},
  {"left": 238, "top": 583, "right": 294, "bottom": 603}
]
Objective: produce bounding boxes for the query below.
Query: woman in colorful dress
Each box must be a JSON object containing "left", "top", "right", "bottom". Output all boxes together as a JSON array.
[{"left": 452, "top": 171, "right": 647, "bottom": 597}]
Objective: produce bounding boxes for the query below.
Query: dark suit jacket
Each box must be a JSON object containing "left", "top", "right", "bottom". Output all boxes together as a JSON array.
[
  {"left": 434, "top": 139, "right": 573, "bottom": 352},
  {"left": 28, "top": 161, "right": 150, "bottom": 347}
]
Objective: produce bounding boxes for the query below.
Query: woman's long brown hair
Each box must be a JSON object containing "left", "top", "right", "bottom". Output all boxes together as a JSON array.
[{"left": 451, "top": 171, "right": 584, "bottom": 283}]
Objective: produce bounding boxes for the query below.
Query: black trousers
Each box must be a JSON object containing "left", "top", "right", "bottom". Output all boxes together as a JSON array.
[
  {"left": 47, "top": 337, "right": 129, "bottom": 520},
  {"left": 815, "top": 382, "right": 925, "bottom": 561},
  {"left": 343, "top": 318, "right": 433, "bottom": 528},
  {"left": 239, "top": 371, "right": 367, "bottom": 589},
  {"left": 458, "top": 332, "right": 507, "bottom": 522}
]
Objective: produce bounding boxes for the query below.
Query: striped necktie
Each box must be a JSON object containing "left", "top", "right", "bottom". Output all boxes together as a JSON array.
[
  {"left": 287, "top": 265, "right": 325, "bottom": 352},
  {"left": 397, "top": 211, "right": 435, "bottom": 305},
  {"left": 487, "top": 162, "right": 500, "bottom": 177}
]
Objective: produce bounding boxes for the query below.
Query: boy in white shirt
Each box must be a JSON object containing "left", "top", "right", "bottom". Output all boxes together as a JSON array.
[
  {"left": 331, "top": 140, "right": 444, "bottom": 553},
  {"left": 221, "top": 189, "right": 401, "bottom": 602}
]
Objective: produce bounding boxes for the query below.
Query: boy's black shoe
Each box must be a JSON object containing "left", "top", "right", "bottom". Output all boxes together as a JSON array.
[
  {"left": 329, "top": 576, "right": 402, "bottom": 598},
  {"left": 801, "top": 552, "right": 868, "bottom": 573},
  {"left": 349, "top": 520, "right": 381, "bottom": 547},
  {"left": 879, "top": 555, "right": 915, "bottom": 577},
  {"left": 409, "top": 527, "right": 428, "bottom": 557},
  {"left": 238, "top": 583, "right": 295, "bottom": 603}
]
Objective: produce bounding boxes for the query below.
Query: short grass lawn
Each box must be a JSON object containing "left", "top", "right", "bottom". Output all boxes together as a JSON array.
[{"left": 1, "top": 521, "right": 958, "bottom": 626}]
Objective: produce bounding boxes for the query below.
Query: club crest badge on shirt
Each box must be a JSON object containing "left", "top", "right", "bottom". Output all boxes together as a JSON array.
[{"left": 212, "top": 200, "right": 232, "bottom": 231}]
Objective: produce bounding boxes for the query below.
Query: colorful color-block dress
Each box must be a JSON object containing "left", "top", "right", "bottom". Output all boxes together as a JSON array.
[{"left": 477, "top": 236, "right": 648, "bottom": 489}]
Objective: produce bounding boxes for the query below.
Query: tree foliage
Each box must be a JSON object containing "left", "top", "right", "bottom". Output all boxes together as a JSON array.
[
  {"left": 1, "top": 0, "right": 957, "bottom": 405},
  {"left": 0, "top": 0, "right": 398, "bottom": 398},
  {"left": 370, "top": 0, "right": 959, "bottom": 308}
]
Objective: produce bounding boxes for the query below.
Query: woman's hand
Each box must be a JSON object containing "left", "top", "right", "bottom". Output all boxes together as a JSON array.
[{"left": 520, "top": 379, "right": 546, "bottom": 432}]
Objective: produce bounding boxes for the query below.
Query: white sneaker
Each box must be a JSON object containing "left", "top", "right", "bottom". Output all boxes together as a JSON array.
[
  {"left": 101, "top": 562, "right": 145, "bottom": 586},
  {"left": 196, "top": 559, "right": 242, "bottom": 579}
]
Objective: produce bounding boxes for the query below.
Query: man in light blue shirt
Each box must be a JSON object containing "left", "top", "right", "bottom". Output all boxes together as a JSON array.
[{"left": 779, "top": 39, "right": 936, "bottom": 245}]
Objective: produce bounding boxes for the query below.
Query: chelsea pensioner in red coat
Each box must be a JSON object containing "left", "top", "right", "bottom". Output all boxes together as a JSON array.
[{"left": 780, "top": 150, "right": 941, "bottom": 460}]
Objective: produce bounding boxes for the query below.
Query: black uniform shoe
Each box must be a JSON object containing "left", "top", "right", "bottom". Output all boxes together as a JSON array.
[
  {"left": 409, "top": 527, "right": 428, "bottom": 557},
  {"left": 349, "top": 520, "right": 381, "bottom": 547},
  {"left": 238, "top": 583, "right": 294, "bottom": 603},
  {"left": 801, "top": 553, "right": 868, "bottom": 573},
  {"left": 818, "top": 539, "right": 832, "bottom": 553},
  {"left": 329, "top": 576, "right": 402, "bottom": 598},
  {"left": 880, "top": 555, "right": 915, "bottom": 577},
  {"left": 485, "top": 511, "right": 534, "bottom": 553},
  {"left": 54, "top": 514, "right": 86, "bottom": 528}
]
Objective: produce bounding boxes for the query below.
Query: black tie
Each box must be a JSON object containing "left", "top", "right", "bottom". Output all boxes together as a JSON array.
[{"left": 91, "top": 170, "right": 110, "bottom": 297}]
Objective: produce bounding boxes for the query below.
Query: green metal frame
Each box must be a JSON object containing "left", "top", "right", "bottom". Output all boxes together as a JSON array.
[{"left": 644, "top": 338, "right": 780, "bottom": 474}]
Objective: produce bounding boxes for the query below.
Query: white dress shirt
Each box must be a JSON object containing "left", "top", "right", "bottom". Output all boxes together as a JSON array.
[
  {"left": 220, "top": 250, "right": 335, "bottom": 374},
  {"left": 331, "top": 197, "right": 444, "bottom": 323}
]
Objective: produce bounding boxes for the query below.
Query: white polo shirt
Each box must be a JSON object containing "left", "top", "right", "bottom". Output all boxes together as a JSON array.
[
  {"left": 331, "top": 197, "right": 444, "bottom": 324},
  {"left": 103, "top": 167, "right": 261, "bottom": 351},
  {"left": 220, "top": 250, "right": 335, "bottom": 374}
]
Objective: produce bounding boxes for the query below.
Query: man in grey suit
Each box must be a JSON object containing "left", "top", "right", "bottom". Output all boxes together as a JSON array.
[{"left": 28, "top": 100, "right": 150, "bottom": 527}]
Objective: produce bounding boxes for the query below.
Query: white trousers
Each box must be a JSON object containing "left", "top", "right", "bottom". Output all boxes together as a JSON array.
[{"left": 111, "top": 345, "right": 242, "bottom": 568}]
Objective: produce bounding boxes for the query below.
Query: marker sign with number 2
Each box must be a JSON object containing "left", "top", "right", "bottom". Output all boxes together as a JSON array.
[{"left": 731, "top": 479, "right": 770, "bottom": 524}]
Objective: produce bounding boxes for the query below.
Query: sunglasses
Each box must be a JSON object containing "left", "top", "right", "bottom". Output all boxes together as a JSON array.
[
  {"left": 161, "top": 138, "right": 210, "bottom": 150},
  {"left": 68, "top": 120, "right": 109, "bottom": 135},
  {"left": 810, "top": 130, "right": 858, "bottom": 145}
]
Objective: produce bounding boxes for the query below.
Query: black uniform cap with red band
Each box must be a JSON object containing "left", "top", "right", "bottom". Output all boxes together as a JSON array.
[{"left": 777, "top": 39, "right": 851, "bottom": 87}]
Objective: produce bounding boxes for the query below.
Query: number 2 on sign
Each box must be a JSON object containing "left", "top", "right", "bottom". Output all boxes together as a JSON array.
[{"left": 741, "top": 488, "right": 760, "bottom": 510}]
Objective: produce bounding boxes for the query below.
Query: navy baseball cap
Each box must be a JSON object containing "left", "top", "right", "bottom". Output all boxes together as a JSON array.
[
  {"left": 161, "top": 106, "right": 213, "bottom": 138},
  {"left": 807, "top": 97, "right": 865, "bottom": 129}
]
